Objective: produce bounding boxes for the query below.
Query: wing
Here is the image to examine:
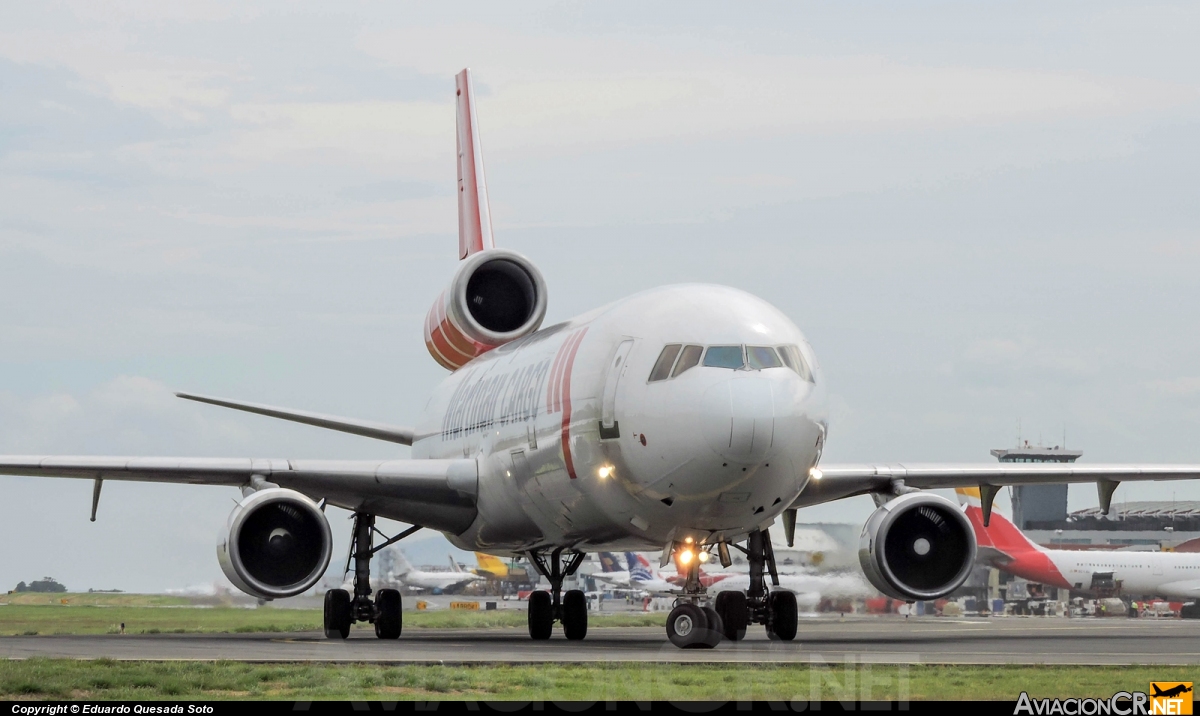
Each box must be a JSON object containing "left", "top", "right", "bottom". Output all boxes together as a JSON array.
[
  {"left": 794, "top": 462, "right": 1200, "bottom": 517},
  {"left": 175, "top": 392, "right": 414, "bottom": 446},
  {"left": 0, "top": 456, "right": 477, "bottom": 534}
]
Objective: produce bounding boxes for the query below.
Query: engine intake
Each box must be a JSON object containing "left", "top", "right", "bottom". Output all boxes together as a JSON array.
[
  {"left": 425, "top": 249, "right": 548, "bottom": 370},
  {"left": 858, "top": 492, "right": 976, "bottom": 601},
  {"left": 217, "top": 488, "right": 332, "bottom": 600}
]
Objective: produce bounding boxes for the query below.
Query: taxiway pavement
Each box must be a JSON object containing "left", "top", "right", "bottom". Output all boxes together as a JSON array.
[{"left": 3, "top": 616, "right": 1198, "bottom": 665}]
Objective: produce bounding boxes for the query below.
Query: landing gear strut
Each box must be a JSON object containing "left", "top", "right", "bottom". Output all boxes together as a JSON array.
[
  {"left": 726, "top": 527, "right": 797, "bottom": 641},
  {"left": 323, "top": 512, "right": 420, "bottom": 640},
  {"left": 665, "top": 528, "right": 797, "bottom": 649},
  {"left": 526, "top": 548, "right": 588, "bottom": 640},
  {"left": 665, "top": 553, "right": 724, "bottom": 649}
]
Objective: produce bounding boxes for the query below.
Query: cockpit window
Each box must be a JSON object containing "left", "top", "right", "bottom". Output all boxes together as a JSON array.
[
  {"left": 672, "top": 345, "right": 703, "bottom": 377},
  {"left": 651, "top": 343, "right": 802, "bottom": 380},
  {"left": 649, "top": 344, "right": 682, "bottom": 382},
  {"left": 703, "top": 345, "right": 745, "bottom": 369},
  {"left": 778, "top": 344, "right": 814, "bottom": 382},
  {"left": 746, "top": 346, "right": 782, "bottom": 370}
]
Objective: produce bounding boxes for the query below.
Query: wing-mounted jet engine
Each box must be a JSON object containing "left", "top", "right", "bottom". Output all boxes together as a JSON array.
[
  {"left": 424, "top": 248, "right": 548, "bottom": 370},
  {"left": 858, "top": 492, "right": 976, "bottom": 601},
  {"left": 217, "top": 488, "right": 333, "bottom": 600}
]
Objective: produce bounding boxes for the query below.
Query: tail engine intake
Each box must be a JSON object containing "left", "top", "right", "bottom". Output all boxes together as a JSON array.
[
  {"left": 425, "top": 248, "right": 548, "bottom": 370},
  {"left": 217, "top": 488, "right": 333, "bottom": 600},
  {"left": 858, "top": 492, "right": 976, "bottom": 601}
]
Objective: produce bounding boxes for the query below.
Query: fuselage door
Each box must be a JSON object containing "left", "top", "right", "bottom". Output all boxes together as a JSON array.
[
  {"left": 510, "top": 449, "right": 535, "bottom": 504},
  {"left": 600, "top": 339, "right": 634, "bottom": 439}
]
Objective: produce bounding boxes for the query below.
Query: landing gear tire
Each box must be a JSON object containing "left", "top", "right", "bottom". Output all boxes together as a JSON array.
[
  {"left": 374, "top": 588, "right": 402, "bottom": 640},
  {"left": 701, "top": 606, "right": 724, "bottom": 648},
  {"left": 528, "top": 590, "right": 554, "bottom": 640},
  {"left": 766, "top": 591, "right": 798, "bottom": 642},
  {"left": 715, "top": 591, "right": 749, "bottom": 642},
  {"left": 562, "top": 589, "right": 588, "bottom": 641},
  {"left": 666, "top": 603, "right": 710, "bottom": 649},
  {"left": 324, "top": 589, "right": 352, "bottom": 639}
]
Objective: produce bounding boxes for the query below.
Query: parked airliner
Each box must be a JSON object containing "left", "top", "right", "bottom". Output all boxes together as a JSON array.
[
  {"left": 4, "top": 68, "right": 1200, "bottom": 648},
  {"left": 380, "top": 551, "right": 483, "bottom": 594},
  {"left": 956, "top": 488, "right": 1200, "bottom": 600}
]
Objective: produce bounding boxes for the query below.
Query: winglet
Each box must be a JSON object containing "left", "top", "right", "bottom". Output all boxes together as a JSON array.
[{"left": 456, "top": 68, "right": 495, "bottom": 259}]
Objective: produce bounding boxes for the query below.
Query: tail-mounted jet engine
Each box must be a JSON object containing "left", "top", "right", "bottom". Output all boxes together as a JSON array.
[
  {"left": 424, "top": 248, "right": 548, "bottom": 370},
  {"left": 217, "top": 488, "right": 333, "bottom": 600},
  {"left": 858, "top": 492, "right": 976, "bottom": 601}
]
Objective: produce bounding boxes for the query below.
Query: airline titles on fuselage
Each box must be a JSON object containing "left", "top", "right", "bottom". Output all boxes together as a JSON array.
[{"left": 440, "top": 358, "right": 553, "bottom": 440}]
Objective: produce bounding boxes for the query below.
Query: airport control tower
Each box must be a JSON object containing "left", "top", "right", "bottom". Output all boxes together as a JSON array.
[{"left": 991, "top": 443, "right": 1082, "bottom": 530}]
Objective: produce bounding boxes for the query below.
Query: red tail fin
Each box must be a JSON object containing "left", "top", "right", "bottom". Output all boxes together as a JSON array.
[
  {"left": 455, "top": 69, "right": 494, "bottom": 259},
  {"left": 954, "top": 487, "right": 1041, "bottom": 555},
  {"left": 954, "top": 487, "right": 1073, "bottom": 589}
]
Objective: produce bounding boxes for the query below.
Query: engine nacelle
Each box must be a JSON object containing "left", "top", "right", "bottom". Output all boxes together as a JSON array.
[
  {"left": 858, "top": 492, "right": 976, "bottom": 601},
  {"left": 217, "top": 488, "right": 333, "bottom": 600},
  {"left": 425, "top": 248, "right": 548, "bottom": 370}
]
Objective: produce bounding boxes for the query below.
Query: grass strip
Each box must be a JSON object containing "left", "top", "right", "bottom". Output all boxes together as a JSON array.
[
  {"left": 0, "top": 605, "right": 665, "bottom": 635},
  {"left": 0, "top": 660, "right": 1195, "bottom": 700}
]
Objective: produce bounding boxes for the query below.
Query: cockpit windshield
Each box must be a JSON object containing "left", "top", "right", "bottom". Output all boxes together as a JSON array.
[
  {"left": 672, "top": 345, "right": 703, "bottom": 377},
  {"left": 648, "top": 344, "right": 682, "bottom": 382},
  {"left": 703, "top": 346, "right": 744, "bottom": 369},
  {"left": 746, "top": 346, "right": 782, "bottom": 369},
  {"left": 648, "top": 343, "right": 814, "bottom": 382},
  {"left": 777, "top": 345, "right": 814, "bottom": 382}
]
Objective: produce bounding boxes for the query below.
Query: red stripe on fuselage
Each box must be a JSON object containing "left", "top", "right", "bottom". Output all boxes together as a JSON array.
[
  {"left": 547, "top": 338, "right": 569, "bottom": 413},
  {"left": 559, "top": 329, "right": 588, "bottom": 479}
]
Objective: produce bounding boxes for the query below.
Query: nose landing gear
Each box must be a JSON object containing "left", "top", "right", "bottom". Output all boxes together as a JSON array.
[
  {"left": 665, "top": 541, "right": 725, "bottom": 649},
  {"left": 526, "top": 548, "right": 588, "bottom": 640},
  {"left": 665, "top": 528, "right": 798, "bottom": 649},
  {"left": 322, "top": 512, "right": 420, "bottom": 640}
]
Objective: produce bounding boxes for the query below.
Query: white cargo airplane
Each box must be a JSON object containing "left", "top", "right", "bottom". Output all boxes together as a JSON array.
[
  {"left": 956, "top": 488, "right": 1200, "bottom": 600},
  {"left": 4, "top": 68, "right": 1200, "bottom": 649}
]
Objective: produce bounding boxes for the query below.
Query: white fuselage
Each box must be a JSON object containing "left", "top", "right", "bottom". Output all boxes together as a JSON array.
[
  {"left": 709, "top": 571, "right": 873, "bottom": 600},
  {"left": 412, "top": 284, "right": 828, "bottom": 555},
  {"left": 1039, "top": 549, "right": 1200, "bottom": 600},
  {"left": 388, "top": 569, "right": 482, "bottom": 593}
]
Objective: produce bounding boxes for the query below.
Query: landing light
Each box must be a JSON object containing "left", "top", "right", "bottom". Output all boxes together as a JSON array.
[
  {"left": 598, "top": 465, "right": 614, "bottom": 479},
  {"left": 809, "top": 467, "right": 823, "bottom": 481},
  {"left": 678, "top": 549, "right": 694, "bottom": 565},
  {"left": 697, "top": 551, "right": 710, "bottom": 563}
]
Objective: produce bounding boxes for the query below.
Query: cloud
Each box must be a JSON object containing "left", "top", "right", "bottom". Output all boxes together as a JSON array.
[
  {"left": 358, "top": 25, "right": 1187, "bottom": 150},
  {"left": 0, "top": 376, "right": 254, "bottom": 454},
  {"left": 956, "top": 338, "right": 1102, "bottom": 383},
  {"left": 1148, "top": 377, "right": 1200, "bottom": 396}
]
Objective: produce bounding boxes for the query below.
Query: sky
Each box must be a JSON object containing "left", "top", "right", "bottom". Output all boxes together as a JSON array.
[{"left": 1, "top": 1, "right": 1199, "bottom": 592}]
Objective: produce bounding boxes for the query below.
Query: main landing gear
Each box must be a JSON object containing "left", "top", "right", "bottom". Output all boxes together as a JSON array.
[
  {"left": 665, "top": 528, "right": 798, "bottom": 649},
  {"left": 526, "top": 548, "right": 588, "bottom": 640},
  {"left": 323, "top": 512, "right": 420, "bottom": 640}
]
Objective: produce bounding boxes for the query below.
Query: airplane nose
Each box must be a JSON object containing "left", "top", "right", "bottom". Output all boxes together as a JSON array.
[{"left": 701, "top": 376, "right": 774, "bottom": 463}]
